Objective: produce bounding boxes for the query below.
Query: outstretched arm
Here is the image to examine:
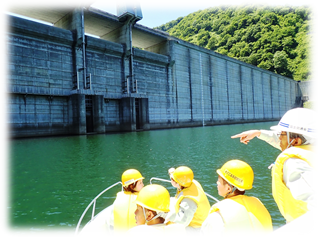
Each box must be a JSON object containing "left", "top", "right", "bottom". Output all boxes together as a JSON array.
[{"left": 232, "top": 129, "right": 281, "bottom": 150}]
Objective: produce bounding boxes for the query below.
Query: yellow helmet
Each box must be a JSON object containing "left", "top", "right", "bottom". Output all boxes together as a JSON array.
[
  {"left": 171, "top": 166, "right": 193, "bottom": 188},
  {"left": 135, "top": 184, "right": 170, "bottom": 213},
  {"left": 121, "top": 169, "right": 144, "bottom": 187},
  {"left": 217, "top": 160, "right": 254, "bottom": 191}
]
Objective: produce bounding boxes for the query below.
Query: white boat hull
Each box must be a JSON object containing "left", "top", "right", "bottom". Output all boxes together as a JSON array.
[{"left": 79, "top": 205, "right": 114, "bottom": 235}]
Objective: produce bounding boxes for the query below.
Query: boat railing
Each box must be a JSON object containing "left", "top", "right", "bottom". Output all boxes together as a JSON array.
[
  {"left": 75, "top": 181, "right": 123, "bottom": 234},
  {"left": 150, "top": 177, "right": 219, "bottom": 203},
  {"left": 76, "top": 178, "right": 219, "bottom": 234}
]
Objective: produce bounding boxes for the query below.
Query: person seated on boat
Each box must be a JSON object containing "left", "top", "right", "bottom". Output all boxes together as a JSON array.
[
  {"left": 231, "top": 108, "right": 316, "bottom": 223},
  {"left": 112, "top": 168, "right": 145, "bottom": 231},
  {"left": 127, "top": 184, "right": 186, "bottom": 235},
  {"left": 165, "top": 166, "right": 210, "bottom": 231},
  {"left": 201, "top": 160, "right": 273, "bottom": 235}
]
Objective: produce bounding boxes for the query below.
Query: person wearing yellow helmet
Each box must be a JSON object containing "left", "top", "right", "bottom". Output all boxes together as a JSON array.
[
  {"left": 127, "top": 184, "right": 185, "bottom": 234},
  {"left": 201, "top": 160, "right": 272, "bottom": 235},
  {"left": 121, "top": 169, "right": 145, "bottom": 193},
  {"left": 166, "top": 166, "right": 210, "bottom": 231},
  {"left": 112, "top": 169, "right": 145, "bottom": 231},
  {"left": 231, "top": 108, "right": 317, "bottom": 223}
]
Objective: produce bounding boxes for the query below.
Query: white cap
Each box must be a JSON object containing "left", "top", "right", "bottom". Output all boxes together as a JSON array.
[{"left": 270, "top": 108, "right": 317, "bottom": 143}]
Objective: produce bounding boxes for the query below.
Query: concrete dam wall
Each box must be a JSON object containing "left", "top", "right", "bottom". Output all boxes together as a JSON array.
[{"left": 7, "top": 8, "right": 301, "bottom": 138}]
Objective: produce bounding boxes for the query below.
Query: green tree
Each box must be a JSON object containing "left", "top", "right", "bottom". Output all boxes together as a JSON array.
[
  {"left": 260, "top": 12, "right": 278, "bottom": 25},
  {"left": 240, "top": 44, "right": 251, "bottom": 57},
  {"left": 273, "top": 51, "right": 291, "bottom": 76},
  {"left": 155, "top": 5, "right": 311, "bottom": 81},
  {"left": 218, "top": 33, "right": 231, "bottom": 47},
  {"left": 206, "top": 33, "right": 219, "bottom": 50},
  {"left": 248, "top": 53, "right": 259, "bottom": 66},
  {"left": 197, "top": 30, "right": 210, "bottom": 47},
  {"left": 282, "top": 36, "right": 296, "bottom": 55},
  {"left": 258, "top": 60, "right": 273, "bottom": 71},
  {"left": 295, "top": 7, "right": 309, "bottom": 20}
]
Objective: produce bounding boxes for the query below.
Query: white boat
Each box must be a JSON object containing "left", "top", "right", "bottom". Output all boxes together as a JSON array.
[
  {"left": 75, "top": 177, "right": 219, "bottom": 235},
  {"left": 74, "top": 178, "right": 318, "bottom": 237}
]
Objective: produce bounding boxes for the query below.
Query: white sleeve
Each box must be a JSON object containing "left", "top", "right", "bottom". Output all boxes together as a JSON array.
[
  {"left": 283, "top": 158, "right": 316, "bottom": 209},
  {"left": 201, "top": 212, "right": 224, "bottom": 235},
  {"left": 167, "top": 198, "right": 197, "bottom": 227},
  {"left": 257, "top": 129, "right": 281, "bottom": 150}
]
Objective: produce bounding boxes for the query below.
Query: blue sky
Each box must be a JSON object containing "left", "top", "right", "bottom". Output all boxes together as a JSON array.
[{"left": 92, "top": 0, "right": 318, "bottom": 28}]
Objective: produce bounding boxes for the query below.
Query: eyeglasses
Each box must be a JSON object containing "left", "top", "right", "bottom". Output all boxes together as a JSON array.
[{"left": 277, "top": 132, "right": 287, "bottom": 137}]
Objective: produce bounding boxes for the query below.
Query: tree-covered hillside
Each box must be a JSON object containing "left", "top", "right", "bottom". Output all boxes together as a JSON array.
[{"left": 155, "top": 5, "right": 312, "bottom": 81}]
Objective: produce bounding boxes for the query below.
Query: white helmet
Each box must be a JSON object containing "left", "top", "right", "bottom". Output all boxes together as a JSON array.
[{"left": 270, "top": 108, "right": 317, "bottom": 143}]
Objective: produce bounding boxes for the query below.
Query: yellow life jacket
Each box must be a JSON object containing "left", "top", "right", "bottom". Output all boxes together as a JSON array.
[
  {"left": 125, "top": 222, "right": 187, "bottom": 237},
  {"left": 272, "top": 145, "right": 313, "bottom": 223},
  {"left": 175, "top": 179, "right": 211, "bottom": 228},
  {"left": 113, "top": 191, "right": 138, "bottom": 231},
  {"left": 209, "top": 195, "right": 273, "bottom": 232}
]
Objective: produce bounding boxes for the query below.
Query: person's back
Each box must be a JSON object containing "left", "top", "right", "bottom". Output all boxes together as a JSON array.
[
  {"left": 174, "top": 179, "right": 210, "bottom": 228},
  {"left": 112, "top": 169, "right": 144, "bottom": 231},
  {"left": 167, "top": 166, "right": 210, "bottom": 229},
  {"left": 113, "top": 191, "right": 138, "bottom": 230},
  {"left": 206, "top": 195, "right": 272, "bottom": 232}
]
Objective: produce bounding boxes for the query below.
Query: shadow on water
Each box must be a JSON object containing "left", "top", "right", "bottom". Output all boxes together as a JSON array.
[{"left": 9, "top": 121, "right": 285, "bottom": 230}]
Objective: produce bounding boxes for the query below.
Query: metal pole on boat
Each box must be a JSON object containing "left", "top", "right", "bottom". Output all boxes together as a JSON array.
[
  {"left": 150, "top": 177, "right": 171, "bottom": 184},
  {"left": 205, "top": 193, "right": 219, "bottom": 203},
  {"left": 92, "top": 200, "right": 96, "bottom": 220}
]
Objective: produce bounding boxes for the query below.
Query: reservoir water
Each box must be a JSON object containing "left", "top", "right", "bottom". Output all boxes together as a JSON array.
[{"left": 9, "top": 121, "right": 286, "bottom": 231}]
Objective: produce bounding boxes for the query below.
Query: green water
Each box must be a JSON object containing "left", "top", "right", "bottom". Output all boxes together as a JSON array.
[{"left": 9, "top": 122, "right": 285, "bottom": 231}]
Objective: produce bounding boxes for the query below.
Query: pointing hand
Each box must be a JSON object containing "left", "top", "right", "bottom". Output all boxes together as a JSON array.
[{"left": 231, "top": 130, "right": 261, "bottom": 145}]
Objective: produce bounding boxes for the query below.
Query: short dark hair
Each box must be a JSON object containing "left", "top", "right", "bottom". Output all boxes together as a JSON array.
[
  {"left": 145, "top": 209, "right": 165, "bottom": 223},
  {"left": 289, "top": 132, "right": 318, "bottom": 146},
  {"left": 219, "top": 175, "right": 245, "bottom": 196},
  {"left": 123, "top": 182, "right": 138, "bottom": 193},
  {"left": 289, "top": 132, "right": 307, "bottom": 144}
]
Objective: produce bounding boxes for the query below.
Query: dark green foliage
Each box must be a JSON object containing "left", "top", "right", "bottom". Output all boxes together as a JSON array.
[{"left": 155, "top": 5, "right": 312, "bottom": 81}]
